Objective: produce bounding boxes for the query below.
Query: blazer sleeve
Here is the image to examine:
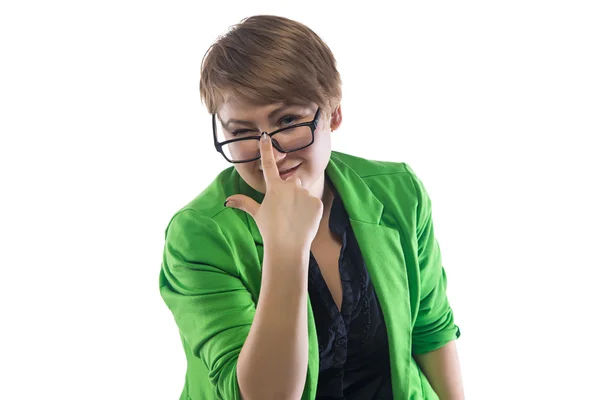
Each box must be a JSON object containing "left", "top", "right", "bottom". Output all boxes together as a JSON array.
[
  {"left": 159, "top": 208, "right": 253, "bottom": 400},
  {"left": 405, "top": 165, "right": 461, "bottom": 355}
]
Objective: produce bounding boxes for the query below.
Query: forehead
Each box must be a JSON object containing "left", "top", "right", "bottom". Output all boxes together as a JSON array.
[{"left": 217, "top": 96, "right": 314, "bottom": 121}]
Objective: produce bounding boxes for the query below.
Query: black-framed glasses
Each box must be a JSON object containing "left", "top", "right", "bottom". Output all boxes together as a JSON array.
[{"left": 212, "top": 107, "right": 321, "bottom": 163}]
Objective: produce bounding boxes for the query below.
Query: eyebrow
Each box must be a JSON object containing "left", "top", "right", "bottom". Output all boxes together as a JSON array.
[{"left": 222, "top": 105, "right": 306, "bottom": 128}]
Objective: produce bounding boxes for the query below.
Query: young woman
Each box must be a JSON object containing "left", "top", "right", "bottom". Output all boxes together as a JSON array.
[{"left": 159, "top": 15, "right": 463, "bottom": 400}]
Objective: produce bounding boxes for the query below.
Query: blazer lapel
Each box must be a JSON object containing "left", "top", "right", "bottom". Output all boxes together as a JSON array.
[{"left": 326, "top": 152, "right": 413, "bottom": 398}]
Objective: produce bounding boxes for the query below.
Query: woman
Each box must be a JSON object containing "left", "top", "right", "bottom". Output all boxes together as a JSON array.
[{"left": 159, "top": 15, "right": 463, "bottom": 400}]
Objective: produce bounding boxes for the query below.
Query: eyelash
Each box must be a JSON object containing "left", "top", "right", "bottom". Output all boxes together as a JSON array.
[{"left": 231, "top": 114, "right": 301, "bottom": 136}]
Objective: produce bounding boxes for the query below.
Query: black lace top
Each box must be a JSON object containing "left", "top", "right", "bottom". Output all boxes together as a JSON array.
[{"left": 307, "top": 175, "right": 394, "bottom": 400}]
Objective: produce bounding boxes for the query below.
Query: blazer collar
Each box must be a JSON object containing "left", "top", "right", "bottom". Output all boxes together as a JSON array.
[{"left": 237, "top": 151, "right": 384, "bottom": 245}]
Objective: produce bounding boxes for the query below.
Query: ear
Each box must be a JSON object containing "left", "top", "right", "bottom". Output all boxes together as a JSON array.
[{"left": 329, "top": 104, "right": 343, "bottom": 132}]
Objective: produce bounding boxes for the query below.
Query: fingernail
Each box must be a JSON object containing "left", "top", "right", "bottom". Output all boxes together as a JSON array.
[
  {"left": 224, "top": 199, "right": 229, "bottom": 207},
  {"left": 261, "top": 132, "right": 268, "bottom": 142}
]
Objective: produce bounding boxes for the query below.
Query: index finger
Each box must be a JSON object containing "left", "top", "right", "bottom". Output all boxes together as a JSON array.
[{"left": 259, "top": 133, "right": 281, "bottom": 185}]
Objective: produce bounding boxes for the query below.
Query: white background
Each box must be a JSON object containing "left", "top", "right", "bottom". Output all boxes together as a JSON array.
[{"left": 1, "top": 0, "right": 599, "bottom": 399}]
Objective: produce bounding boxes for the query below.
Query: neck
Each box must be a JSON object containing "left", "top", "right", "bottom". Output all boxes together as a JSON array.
[
  {"left": 310, "top": 173, "right": 333, "bottom": 202},
  {"left": 318, "top": 175, "right": 335, "bottom": 218}
]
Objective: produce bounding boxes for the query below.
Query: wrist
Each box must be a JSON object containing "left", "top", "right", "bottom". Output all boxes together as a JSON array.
[{"left": 262, "top": 245, "right": 310, "bottom": 284}]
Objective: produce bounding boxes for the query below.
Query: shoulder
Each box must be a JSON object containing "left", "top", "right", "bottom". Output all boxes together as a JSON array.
[
  {"left": 331, "top": 150, "right": 410, "bottom": 175},
  {"left": 162, "top": 165, "right": 250, "bottom": 244},
  {"left": 161, "top": 166, "right": 259, "bottom": 282},
  {"left": 330, "top": 150, "right": 426, "bottom": 208},
  {"left": 172, "top": 166, "right": 237, "bottom": 219}
]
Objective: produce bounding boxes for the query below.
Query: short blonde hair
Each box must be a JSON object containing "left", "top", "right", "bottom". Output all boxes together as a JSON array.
[{"left": 199, "top": 15, "right": 342, "bottom": 115}]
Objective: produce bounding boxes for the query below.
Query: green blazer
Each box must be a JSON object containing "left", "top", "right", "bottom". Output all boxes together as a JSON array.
[{"left": 159, "top": 151, "right": 460, "bottom": 400}]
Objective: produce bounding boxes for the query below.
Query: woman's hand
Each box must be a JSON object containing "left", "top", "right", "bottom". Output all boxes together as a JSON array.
[
  {"left": 225, "top": 132, "right": 324, "bottom": 253},
  {"left": 228, "top": 132, "right": 317, "bottom": 399}
]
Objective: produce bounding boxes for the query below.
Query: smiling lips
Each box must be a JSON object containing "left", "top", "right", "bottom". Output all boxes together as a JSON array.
[
  {"left": 279, "top": 165, "right": 299, "bottom": 174},
  {"left": 259, "top": 163, "right": 301, "bottom": 175},
  {"left": 278, "top": 164, "right": 301, "bottom": 180}
]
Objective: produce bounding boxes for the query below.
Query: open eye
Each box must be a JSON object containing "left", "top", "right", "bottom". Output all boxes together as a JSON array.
[{"left": 279, "top": 114, "right": 301, "bottom": 126}]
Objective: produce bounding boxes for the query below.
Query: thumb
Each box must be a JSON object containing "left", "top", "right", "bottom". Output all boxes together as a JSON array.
[{"left": 224, "top": 195, "right": 259, "bottom": 217}]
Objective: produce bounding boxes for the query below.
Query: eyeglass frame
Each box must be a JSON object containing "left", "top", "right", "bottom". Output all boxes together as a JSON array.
[{"left": 212, "top": 107, "right": 322, "bottom": 164}]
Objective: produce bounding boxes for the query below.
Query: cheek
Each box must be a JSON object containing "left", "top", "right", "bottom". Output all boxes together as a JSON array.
[
  {"left": 313, "top": 130, "right": 332, "bottom": 155},
  {"left": 234, "top": 165, "right": 255, "bottom": 180},
  {"left": 235, "top": 164, "right": 268, "bottom": 193},
  {"left": 301, "top": 133, "right": 332, "bottom": 169}
]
